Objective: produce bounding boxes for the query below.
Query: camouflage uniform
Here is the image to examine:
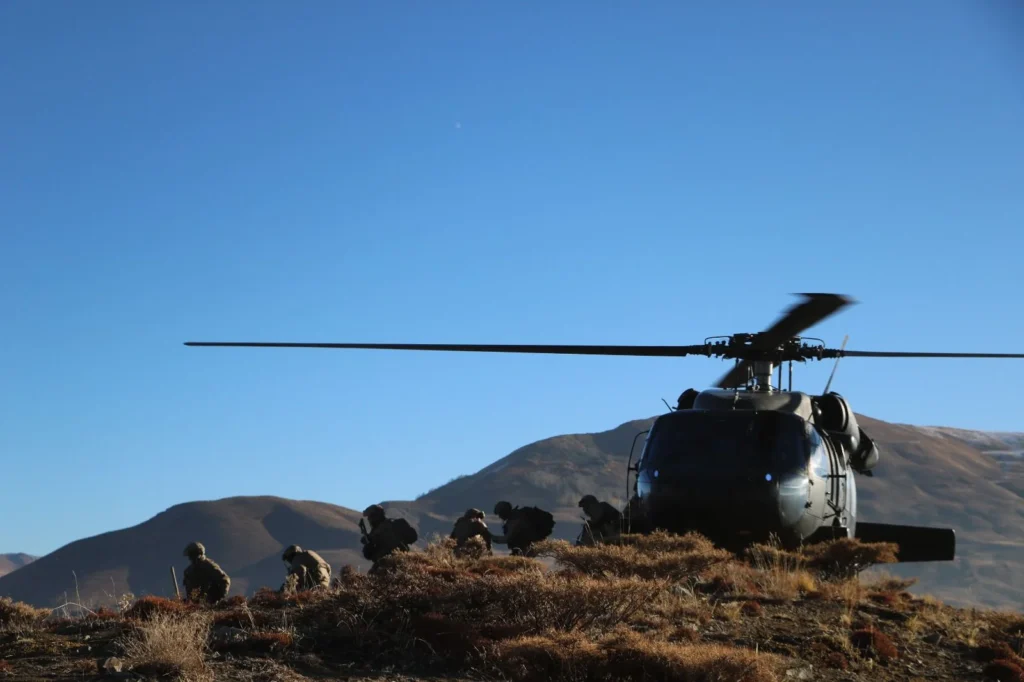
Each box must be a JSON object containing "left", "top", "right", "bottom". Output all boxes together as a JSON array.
[
  {"left": 491, "top": 501, "right": 554, "bottom": 556},
  {"left": 182, "top": 542, "right": 230, "bottom": 604},
  {"left": 361, "top": 504, "right": 418, "bottom": 572},
  {"left": 577, "top": 495, "right": 623, "bottom": 545},
  {"left": 450, "top": 508, "right": 493, "bottom": 557},
  {"left": 281, "top": 544, "right": 332, "bottom": 591}
]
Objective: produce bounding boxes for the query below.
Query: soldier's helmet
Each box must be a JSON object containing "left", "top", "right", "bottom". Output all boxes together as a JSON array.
[
  {"left": 363, "top": 504, "right": 385, "bottom": 521},
  {"left": 578, "top": 495, "right": 598, "bottom": 509},
  {"left": 493, "top": 501, "right": 512, "bottom": 517},
  {"left": 183, "top": 542, "right": 205, "bottom": 560},
  {"left": 465, "top": 508, "right": 484, "bottom": 520},
  {"left": 282, "top": 544, "right": 302, "bottom": 561}
]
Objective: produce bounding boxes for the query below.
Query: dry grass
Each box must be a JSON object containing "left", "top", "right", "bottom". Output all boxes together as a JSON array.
[
  {"left": 123, "top": 595, "right": 195, "bottom": 621},
  {"left": 2, "top": 532, "right": 1021, "bottom": 682},
  {"left": 533, "top": 531, "right": 733, "bottom": 581},
  {"left": 492, "top": 629, "right": 781, "bottom": 681},
  {"left": 0, "top": 597, "right": 48, "bottom": 631},
  {"left": 118, "top": 610, "right": 212, "bottom": 680}
]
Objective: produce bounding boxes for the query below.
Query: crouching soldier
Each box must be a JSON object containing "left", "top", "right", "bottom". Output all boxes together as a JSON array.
[
  {"left": 281, "top": 544, "right": 332, "bottom": 592},
  {"left": 361, "top": 504, "right": 418, "bottom": 573},
  {"left": 450, "top": 508, "right": 493, "bottom": 558},
  {"left": 576, "top": 494, "right": 623, "bottom": 546},
  {"left": 182, "top": 541, "right": 231, "bottom": 604},
  {"left": 491, "top": 501, "right": 555, "bottom": 557}
]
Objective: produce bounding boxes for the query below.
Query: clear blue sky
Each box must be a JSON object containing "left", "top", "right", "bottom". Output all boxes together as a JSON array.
[{"left": 2, "top": 1, "right": 1022, "bottom": 557}]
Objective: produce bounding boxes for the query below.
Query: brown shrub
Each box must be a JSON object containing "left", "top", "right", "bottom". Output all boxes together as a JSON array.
[
  {"left": 123, "top": 596, "right": 192, "bottom": 621},
  {"left": 746, "top": 538, "right": 898, "bottom": 582},
  {"left": 211, "top": 607, "right": 268, "bottom": 629},
  {"left": 89, "top": 607, "right": 120, "bottom": 620},
  {"left": 801, "top": 539, "right": 899, "bottom": 580},
  {"left": 0, "top": 597, "right": 47, "bottom": 630},
  {"left": 741, "top": 601, "right": 762, "bottom": 617},
  {"left": 248, "top": 587, "right": 287, "bottom": 609},
  {"left": 867, "top": 576, "right": 919, "bottom": 592},
  {"left": 466, "top": 555, "right": 545, "bottom": 576},
  {"left": 248, "top": 630, "right": 294, "bottom": 653},
  {"left": 119, "top": 611, "right": 211, "bottom": 681},
  {"left": 291, "top": 557, "right": 655, "bottom": 669},
  {"left": 696, "top": 574, "right": 738, "bottom": 596},
  {"left": 870, "top": 591, "right": 901, "bottom": 606},
  {"left": 977, "top": 642, "right": 1023, "bottom": 664},
  {"left": 984, "top": 659, "right": 1024, "bottom": 682},
  {"left": 493, "top": 630, "right": 780, "bottom": 682},
  {"left": 851, "top": 628, "right": 898, "bottom": 662},
  {"left": 535, "top": 533, "right": 732, "bottom": 581},
  {"left": 411, "top": 612, "right": 485, "bottom": 659},
  {"left": 223, "top": 595, "right": 247, "bottom": 607},
  {"left": 0, "top": 660, "right": 11, "bottom": 674},
  {"left": 825, "top": 652, "right": 849, "bottom": 670},
  {"left": 671, "top": 625, "right": 701, "bottom": 642}
]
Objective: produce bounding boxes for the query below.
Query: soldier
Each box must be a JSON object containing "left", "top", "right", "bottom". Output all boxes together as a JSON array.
[
  {"left": 491, "top": 501, "right": 554, "bottom": 556},
  {"left": 450, "top": 508, "right": 493, "bottom": 557},
  {"left": 361, "top": 504, "right": 418, "bottom": 572},
  {"left": 281, "top": 544, "right": 332, "bottom": 591},
  {"left": 181, "top": 541, "right": 230, "bottom": 604},
  {"left": 577, "top": 495, "right": 623, "bottom": 545}
]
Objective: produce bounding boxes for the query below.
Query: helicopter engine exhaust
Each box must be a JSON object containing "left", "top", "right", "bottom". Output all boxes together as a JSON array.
[{"left": 854, "top": 522, "right": 956, "bottom": 562}]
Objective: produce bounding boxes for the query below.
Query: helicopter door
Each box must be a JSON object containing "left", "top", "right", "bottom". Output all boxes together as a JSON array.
[
  {"left": 820, "top": 428, "right": 847, "bottom": 526},
  {"left": 808, "top": 425, "right": 846, "bottom": 525}
]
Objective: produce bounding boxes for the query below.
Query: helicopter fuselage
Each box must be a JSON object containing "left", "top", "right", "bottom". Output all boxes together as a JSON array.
[{"left": 630, "top": 388, "right": 861, "bottom": 550}]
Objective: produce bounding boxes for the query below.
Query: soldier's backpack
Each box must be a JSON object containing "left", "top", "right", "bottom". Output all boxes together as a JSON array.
[
  {"left": 518, "top": 506, "right": 555, "bottom": 540},
  {"left": 390, "top": 517, "right": 419, "bottom": 546}
]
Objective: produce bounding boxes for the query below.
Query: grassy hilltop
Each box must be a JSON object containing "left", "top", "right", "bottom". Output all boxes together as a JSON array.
[{"left": 2, "top": 533, "right": 1023, "bottom": 682}]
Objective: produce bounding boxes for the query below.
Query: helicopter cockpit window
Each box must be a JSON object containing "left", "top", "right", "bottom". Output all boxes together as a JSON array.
[
  {"left": 807, "top": 426, "right": 829, "bottom": 479},
  {"left": 638, "top": 410, "right": 810, "bottom": 477}
]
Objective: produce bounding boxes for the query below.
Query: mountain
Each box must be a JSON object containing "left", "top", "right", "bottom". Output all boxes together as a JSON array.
[
  {"left": 1, "top": 413, "right": 1022, "bottom": 610},
  {"left": 0, "top": 553, "right": 36, "bottom": 578}
]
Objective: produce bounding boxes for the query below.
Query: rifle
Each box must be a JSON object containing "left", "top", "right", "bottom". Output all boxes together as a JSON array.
[{"left": 359, "top": 518, "right": 369, "bottom": 545}]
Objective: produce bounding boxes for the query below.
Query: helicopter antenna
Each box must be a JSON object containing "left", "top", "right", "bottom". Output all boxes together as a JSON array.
[{"left": 823, "top": 334, "right": 849, "bottom": 394}]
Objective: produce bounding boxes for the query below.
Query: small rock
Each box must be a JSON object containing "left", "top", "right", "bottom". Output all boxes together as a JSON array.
[
  {"left": 922, "top": 633, "right": 942, "bottom": 645},
  {"left": 785, "top": 667, "right": 814, "bottom": 680}
]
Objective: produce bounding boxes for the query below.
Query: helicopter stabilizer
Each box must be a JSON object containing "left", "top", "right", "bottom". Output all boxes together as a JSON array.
[{"left": 854, "top": 522, "right": 956, "bottom": 562}]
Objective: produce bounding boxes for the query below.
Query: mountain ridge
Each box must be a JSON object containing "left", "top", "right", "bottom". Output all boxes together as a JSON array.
[{"left": 0, "top": 553, "right": 36, "bottom": 578}]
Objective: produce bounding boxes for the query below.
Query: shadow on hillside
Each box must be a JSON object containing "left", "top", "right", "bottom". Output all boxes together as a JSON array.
[{"left": 261, "top": 505, "right": 362, "bottom": 551}]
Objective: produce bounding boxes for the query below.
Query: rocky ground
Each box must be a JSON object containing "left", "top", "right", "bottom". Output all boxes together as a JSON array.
[{"left": 2, "top": 533, "right": 1023, "bottom": 681}]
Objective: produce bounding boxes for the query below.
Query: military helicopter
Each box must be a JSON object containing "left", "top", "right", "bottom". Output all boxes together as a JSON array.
[{"left": 184, "top": 293, "right": 1024, "bottom": 562}]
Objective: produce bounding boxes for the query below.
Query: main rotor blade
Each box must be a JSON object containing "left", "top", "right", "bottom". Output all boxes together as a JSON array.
[
  {"left": 840, "top": 350, "right": 1024, "bottom": 358},
  {"left": 757, "top": 293, "right": 856, "bottom": 346},
  {"left": 183, "top": 341, "right": 712, "bottom": 357}
]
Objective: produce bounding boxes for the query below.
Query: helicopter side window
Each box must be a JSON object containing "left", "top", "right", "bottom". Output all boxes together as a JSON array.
[{"left": 807, "top": 426, "right": 829, "bottom": 478}]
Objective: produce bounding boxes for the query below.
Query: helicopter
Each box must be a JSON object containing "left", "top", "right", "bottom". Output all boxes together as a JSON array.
[{"left": 184, "top": 293, "right": 1024, "bottom": 563}]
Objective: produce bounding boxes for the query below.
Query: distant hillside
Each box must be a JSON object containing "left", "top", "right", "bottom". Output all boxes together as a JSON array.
[
  {"left": 0, "top": 553, "right": 36, "bottom": 578},
  {"left": 1, "top": 414, "right": 1021, "bottom": 610}
]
